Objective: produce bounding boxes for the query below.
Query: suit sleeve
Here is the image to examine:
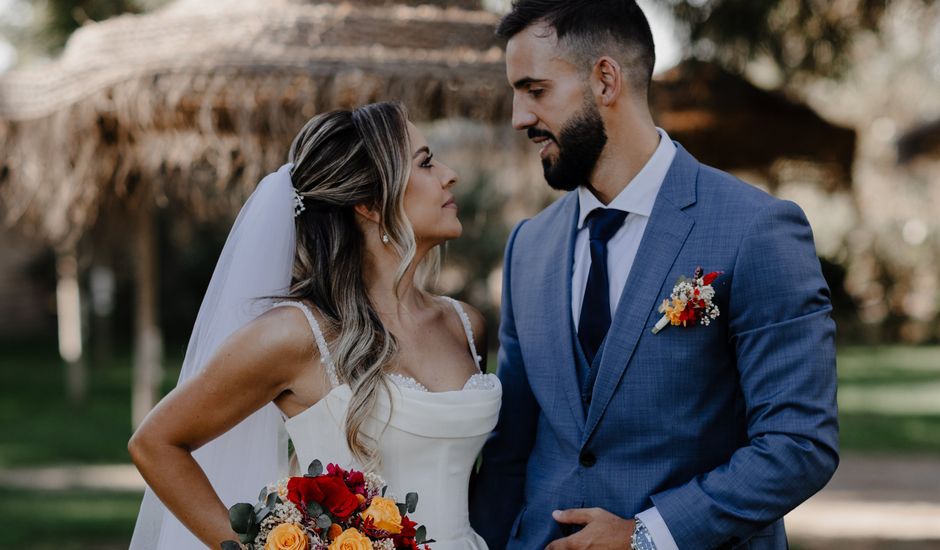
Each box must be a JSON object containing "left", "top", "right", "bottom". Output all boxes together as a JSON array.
[
  {"left": 650, "top": 200, "right": 840, "bottom": 549},
  {"left": 469, "top": 220, "right": 540, "bottom": 549}
]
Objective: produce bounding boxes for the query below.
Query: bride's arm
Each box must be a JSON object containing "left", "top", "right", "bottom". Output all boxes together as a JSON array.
[{"left": 128, "top": 306, "right": 321, "bottom": 548}]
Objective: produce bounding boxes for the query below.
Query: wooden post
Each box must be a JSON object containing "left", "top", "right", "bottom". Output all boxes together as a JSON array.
[
  {"left": 131, "top": 196, "right": 163, "bottom": 428},
  {"left": 56, "top": 249, "right": 86, "bottom": 405},
  {"left": 90, "top": 264, "right": 116, "bottom": 365}
]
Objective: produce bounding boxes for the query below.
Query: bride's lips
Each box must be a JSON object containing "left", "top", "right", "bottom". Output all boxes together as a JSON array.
[{"left": 443, "top": 196, "right": 458, "bottom": 210}]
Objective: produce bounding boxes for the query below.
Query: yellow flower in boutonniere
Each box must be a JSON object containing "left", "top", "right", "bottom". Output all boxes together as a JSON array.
[{"left": 652, "top": 267, "right": 722, "bottom": 334}]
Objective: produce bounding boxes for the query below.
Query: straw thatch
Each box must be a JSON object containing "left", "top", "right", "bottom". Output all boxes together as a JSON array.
[
  {"left": 651, "top": 60, "right": 857, "bottom": 190},
  {"left": 897, "top": 117, "right": 940, "bottom": 163},
  {"left": 0, "top": 0, "right": 509, "bottom": 247}
]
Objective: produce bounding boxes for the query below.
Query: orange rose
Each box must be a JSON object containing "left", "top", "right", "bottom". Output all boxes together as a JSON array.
[
  {"left": 360, "top": 496, "right": 402, "bottom": 534},
  {"left": 264, "top": 523, "right": 308, "bottom": 550},
  {"left": 328, "top": 527, "right": 373, "bottom": 550}
]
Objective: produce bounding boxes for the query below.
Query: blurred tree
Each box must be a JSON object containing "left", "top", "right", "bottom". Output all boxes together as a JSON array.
[
  {"left": 667, "top": 0, "right": 936, "bottom": 83},
  {"left": 0, "top": 0, "right": 167, "bottom": 68},
  {"left": 36, "top": 0, "right": 144, "bottom": 52}
]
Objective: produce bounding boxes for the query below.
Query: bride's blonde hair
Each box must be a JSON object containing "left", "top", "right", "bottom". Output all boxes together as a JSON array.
[{"left": 285, "top": 102, "right": 439, "bottom": 470}]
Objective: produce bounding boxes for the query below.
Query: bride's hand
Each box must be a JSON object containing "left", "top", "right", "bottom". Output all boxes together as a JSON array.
[{"left": 129, "top": 306, "right": 324, "bottom": 548}]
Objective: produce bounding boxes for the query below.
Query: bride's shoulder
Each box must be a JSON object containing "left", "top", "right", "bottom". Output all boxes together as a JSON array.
[
  {"left": 433, "top": 295, "right": 487, "bottom": 346},
  {"left": 238, "top": 304, "right": 321, "bottom": 363}
]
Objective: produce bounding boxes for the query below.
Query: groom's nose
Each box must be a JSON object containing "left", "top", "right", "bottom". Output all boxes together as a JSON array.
[{"left": 512, "top": 96, "right": 538, "bottom": 131}]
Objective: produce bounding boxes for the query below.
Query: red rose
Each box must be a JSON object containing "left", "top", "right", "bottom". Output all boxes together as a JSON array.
[
  {"left": 327, "top": 463, "right": 367, "bottom": 496},
  {"left": 702, "top": 271, "right": 720, "bottom": 285},
  {"left": 287, "top": 475, "right": 360, "bottom": 520}
]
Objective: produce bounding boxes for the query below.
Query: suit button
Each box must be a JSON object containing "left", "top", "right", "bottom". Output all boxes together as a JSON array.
[{"left": 579, "top": 451, "right": 597, "bottom": 467}]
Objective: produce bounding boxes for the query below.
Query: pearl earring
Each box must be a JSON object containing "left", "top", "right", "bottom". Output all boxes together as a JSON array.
[{"left": 382, "top": 233, "right": 390, "bottom": 244}]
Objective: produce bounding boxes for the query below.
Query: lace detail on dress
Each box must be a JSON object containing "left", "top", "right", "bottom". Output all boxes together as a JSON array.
[
  {"left": 387, "top": 373, "right": 430, "bottom": 392},
  {"left": 387, "top": 372, "right": 498, "bottom": 393},
  {"left": 462, "top": 372, "right": 498, "bottom": 391},
  {"left": 272, "top": 301, "right": 340, "bottom": 387},
  {"left": 439, "top": 296, "right": 483, "bottom": 370}
]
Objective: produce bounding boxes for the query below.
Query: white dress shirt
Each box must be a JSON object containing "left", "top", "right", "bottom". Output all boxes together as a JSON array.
[
  {"left": 571, "top": 128, "right": 676, "bottom": 329},
  {"left": 570, "top": 128, "right": 680, "bottom": 550}
]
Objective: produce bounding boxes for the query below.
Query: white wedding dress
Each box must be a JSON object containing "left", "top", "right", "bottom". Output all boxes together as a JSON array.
[{"left": 274, "top": 297, "right": 501, "bottom": 550}]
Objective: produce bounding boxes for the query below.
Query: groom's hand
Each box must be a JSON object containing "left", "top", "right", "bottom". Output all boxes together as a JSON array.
[{"left": 546, "top": 508, "right": 635, "bottom": 550}]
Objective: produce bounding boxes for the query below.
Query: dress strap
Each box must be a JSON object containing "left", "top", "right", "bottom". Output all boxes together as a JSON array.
[
  {"left": 441, "top": 296, "right": 483, "bottom": 371},
  {"left": 272, "top": 301, "right": 340, "bottom": 387}
]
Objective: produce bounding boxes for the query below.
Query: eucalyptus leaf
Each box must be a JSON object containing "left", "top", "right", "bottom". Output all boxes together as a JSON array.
[
  {"left": 405, "top": 492, "right": 418, "bottom": 514},
  {"left": 307, "top": 459, "right": 324, "bottom": 477},
  {"left": 382, "top": 486, "right": 387, "bottom": 497},
  {"left": 397, "top": 503, "right": 407, "bottom": 517},
  {"left": 316, "top": 513, "right": 332, "bottom": 529},
  {"left": 221, "top": 540, "right": 242, "bottom": 550},
  {"left": 415, "top": 525, "right": 428, "bottom": 544},
  {"left": 266, "top": 491, "right": 279, "bottom": 509},
  {"left": 258, "top": 487, "right": 269, "bottom": 503},
  {"left": 229, "top": 502, "right": 255, "bottom": 533},
  {"left": 257, "top": 506, "right": 272, "bottom": 524},
  {"left": 309, "top": 501, "right": 324, "bottom": 517}
]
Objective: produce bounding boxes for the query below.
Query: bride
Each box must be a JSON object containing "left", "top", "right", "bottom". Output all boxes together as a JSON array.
[{"left": 128, "top": 102, "right": 501, "bottom": 549}]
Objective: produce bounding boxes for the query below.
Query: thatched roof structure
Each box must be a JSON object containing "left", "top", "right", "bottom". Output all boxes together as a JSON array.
[
  {"left": 897, "top": 117, "right": 940, "bottom": 163},
  {"left": 651, "top": 60, "right": 857, "bottom": 190},
  {"left": 0, "top": 0, "right": 509, "bottom": 247}
]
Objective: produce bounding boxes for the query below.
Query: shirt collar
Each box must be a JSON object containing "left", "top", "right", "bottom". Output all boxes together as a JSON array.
[{"left": 577, "top": 128, "right": 677, "bottom": 229}]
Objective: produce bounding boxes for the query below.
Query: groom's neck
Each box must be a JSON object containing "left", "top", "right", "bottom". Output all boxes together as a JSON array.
[{"left": 587, "top": 112, "right": 659, "bottom": 205}]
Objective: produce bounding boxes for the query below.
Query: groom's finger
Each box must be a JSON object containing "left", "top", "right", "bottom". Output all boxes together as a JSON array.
[{"left": 551, "top": 508, "right": 596, "bottom": 525}]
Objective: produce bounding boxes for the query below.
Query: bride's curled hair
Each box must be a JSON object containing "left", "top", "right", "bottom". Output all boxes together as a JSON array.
[{"left": 284, "top": 102, "right": 439, "bottom": 471}]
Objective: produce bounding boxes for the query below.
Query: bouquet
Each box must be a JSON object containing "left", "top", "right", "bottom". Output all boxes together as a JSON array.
[{"left": 222, "top": 460, "right": 433, "bottom": 550}]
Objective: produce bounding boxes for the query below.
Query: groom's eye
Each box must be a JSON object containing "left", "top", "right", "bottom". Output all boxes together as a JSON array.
[{"left": 529, "top": 88, "right": 545, "bottom": 98}]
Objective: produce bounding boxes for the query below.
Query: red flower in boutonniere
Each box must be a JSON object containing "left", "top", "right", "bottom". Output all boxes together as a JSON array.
[{"left": 652, "top": 266, "right": 722, "bottom": 334}]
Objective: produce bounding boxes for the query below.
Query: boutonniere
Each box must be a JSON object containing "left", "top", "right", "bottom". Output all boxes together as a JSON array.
[{"left": 652, "top": 266, "right": 722, "bottom": 334}]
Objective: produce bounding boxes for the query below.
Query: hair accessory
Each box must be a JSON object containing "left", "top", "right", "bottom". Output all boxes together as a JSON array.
[{"left": 293, "top": 189, "right": 306, "bottom": 217}]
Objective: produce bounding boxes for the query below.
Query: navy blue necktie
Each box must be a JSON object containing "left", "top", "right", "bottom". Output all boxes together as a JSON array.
[{"left": 577, "top": 208, "right": 628, "bottom": 367}]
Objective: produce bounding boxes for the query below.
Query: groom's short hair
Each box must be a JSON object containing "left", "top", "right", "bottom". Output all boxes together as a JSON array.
[{"left": 497, "top": 0, "right": 656, "bottom": 98}]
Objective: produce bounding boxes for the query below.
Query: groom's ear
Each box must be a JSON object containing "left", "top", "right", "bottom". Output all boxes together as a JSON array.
[{"left": 592, "top": 56, "right": 623, "bottom": 107}]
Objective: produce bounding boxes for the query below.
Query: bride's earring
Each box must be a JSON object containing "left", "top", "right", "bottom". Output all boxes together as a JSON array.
[{"left": 382, "top": 233, "right": 390, "bottom": 244}]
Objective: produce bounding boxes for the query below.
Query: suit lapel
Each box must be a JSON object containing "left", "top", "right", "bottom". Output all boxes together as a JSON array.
[
  {"left": 537, "top": 193, "right": 587, "bottom": 429},
  {"left": 582, "top": 145, "right": 700, "bottom": 443}
]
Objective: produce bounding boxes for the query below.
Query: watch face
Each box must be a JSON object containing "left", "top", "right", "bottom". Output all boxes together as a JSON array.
[{"left": 633, "top": 523, "right": 656, "bottom": 550}]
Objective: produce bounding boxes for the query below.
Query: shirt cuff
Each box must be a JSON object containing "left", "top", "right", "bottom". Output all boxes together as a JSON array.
[{"left": 636, "top": 507, "right": 679, "bottom": 550}]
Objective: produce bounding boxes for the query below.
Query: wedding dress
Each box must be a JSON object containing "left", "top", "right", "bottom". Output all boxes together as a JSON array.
[{"left": 274, "top": 297, "right": 501, "bottom": 550}]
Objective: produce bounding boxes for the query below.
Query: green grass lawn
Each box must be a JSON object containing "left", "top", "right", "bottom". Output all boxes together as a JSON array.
[
  {"left": 0, "top": 342, "right": 938, "bottom": 467},
  {"left": 0, "top": 340, "right": 181, "bottom": 468},
  {"left": 0, "top": 488, "right": 143, "bottom": 549},
  {"left": 0, "top": 342, "right": 938, "bottom": 548}
]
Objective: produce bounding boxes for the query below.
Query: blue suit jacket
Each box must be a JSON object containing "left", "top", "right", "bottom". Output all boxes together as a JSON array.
[{"left": 470, "top": 145, "right": 839, "bottom": 550}]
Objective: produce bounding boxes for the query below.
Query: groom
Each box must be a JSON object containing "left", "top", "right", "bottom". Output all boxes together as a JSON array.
[{"left": 470, "top": 1, "right": 839, "bottom": 549}]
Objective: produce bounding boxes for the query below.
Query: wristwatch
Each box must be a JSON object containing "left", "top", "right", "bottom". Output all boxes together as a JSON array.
[{"left": 631, "top": 517, "right": 657, "bottom": 550}]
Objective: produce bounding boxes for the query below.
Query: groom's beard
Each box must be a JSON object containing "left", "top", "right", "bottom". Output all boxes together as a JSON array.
[{"left": 533, "top": 99, "right": 608, "bottom": 192}]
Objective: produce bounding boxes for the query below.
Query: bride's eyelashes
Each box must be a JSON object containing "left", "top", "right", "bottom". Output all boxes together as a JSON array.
[{"left": 420, "top": 153, "right": 435, "bottom": 169}]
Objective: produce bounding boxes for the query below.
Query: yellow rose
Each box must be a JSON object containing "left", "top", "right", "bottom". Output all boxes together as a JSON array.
[
  {"left": 265, "top": 523, "right": 308, "bottom": 550},
  {"left": 328, "top": 527, "right": 374, "bottom": 550},
  {"left": 360, "top": 496, "right": 402, "bottom": 535}
]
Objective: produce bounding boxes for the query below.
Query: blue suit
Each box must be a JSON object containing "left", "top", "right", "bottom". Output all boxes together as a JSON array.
[{"left": 470, "top": 145, "right": 839, "bottom": 550}]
